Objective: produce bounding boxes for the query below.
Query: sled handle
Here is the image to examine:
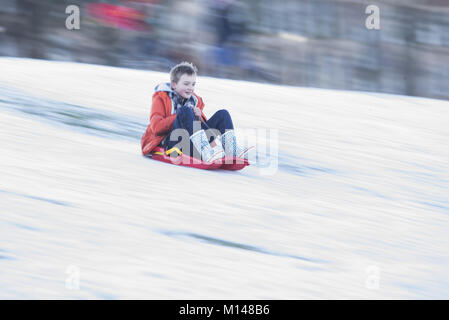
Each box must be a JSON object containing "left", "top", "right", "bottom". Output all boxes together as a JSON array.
[{"left": 165, "top": 147, "right": 183, "bottom": 156}]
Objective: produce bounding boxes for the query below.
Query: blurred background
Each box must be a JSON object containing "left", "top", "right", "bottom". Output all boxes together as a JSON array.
[{"left": 0, "top": 0, "right": 448, "bottom": 100}]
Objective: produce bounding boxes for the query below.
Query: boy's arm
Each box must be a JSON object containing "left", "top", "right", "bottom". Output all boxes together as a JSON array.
[{"left": 150, "top": 95, "right": 176, "bottom": 135}]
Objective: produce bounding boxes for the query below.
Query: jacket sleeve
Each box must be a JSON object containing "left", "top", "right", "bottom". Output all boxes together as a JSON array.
[{"left": 149, "top": 95, "right": 176, "bottom": 136}]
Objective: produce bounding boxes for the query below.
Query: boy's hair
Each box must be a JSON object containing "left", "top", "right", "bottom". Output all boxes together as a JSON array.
[{"left": 170, "top": 61, "right": 198, "bottom": 84}]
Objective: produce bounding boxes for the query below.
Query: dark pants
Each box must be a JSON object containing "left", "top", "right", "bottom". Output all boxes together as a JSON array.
[{"left": 165, "top": 106, "right": 234, "bottom": 157}]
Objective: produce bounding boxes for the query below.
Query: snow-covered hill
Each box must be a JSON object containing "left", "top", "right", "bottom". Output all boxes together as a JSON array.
[{"left": 0, "top": 58, "right": 448, "bottom": 299}]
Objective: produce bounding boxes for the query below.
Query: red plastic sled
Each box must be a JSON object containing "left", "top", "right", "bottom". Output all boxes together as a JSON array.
[{"left": 149, "top": 147, "right": 249, "bottom": 171}]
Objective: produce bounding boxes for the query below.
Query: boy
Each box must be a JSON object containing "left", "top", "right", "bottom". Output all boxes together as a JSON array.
[{"left": 141, "top": 61, "right": 250, "bottom": 162}]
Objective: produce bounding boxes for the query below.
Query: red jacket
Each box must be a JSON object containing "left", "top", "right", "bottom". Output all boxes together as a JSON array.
[{"left": 141, "top": 90, "right": 207, "bottom": 155}]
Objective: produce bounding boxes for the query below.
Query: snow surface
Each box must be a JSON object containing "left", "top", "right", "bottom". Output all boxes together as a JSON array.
[{"left": 0, "top": 58, "right": 448, "bottom": 299}]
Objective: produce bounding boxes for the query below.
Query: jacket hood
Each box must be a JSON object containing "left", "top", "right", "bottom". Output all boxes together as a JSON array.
[{"left": 154, "top": 82, "right": 173, "bottom": 93}]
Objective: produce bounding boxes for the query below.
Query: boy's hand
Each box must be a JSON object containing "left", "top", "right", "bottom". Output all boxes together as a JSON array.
[{"left": 193, "top": 107, "right": 202, "bottom": 118}]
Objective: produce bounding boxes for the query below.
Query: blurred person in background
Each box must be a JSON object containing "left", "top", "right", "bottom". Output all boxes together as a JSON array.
[
  {"left": 130, "top": 0, "right": 162, "bottom": 60},
  {"left": 207, "top": 0, "right": 249, "bottom": 78}
]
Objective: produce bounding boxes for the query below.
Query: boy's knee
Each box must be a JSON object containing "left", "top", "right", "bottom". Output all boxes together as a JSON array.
[{"left": 217, "top": 109, "right": 230, "bottom": 118}]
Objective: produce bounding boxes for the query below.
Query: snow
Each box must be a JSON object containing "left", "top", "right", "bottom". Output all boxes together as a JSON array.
[{"left": 0, "top": 58, "right": 448, "bottom": 299}]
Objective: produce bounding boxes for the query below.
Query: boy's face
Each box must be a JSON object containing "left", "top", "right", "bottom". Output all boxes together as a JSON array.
[{"left": 171, "top": 73, "right": 196, "bottom": 99}]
